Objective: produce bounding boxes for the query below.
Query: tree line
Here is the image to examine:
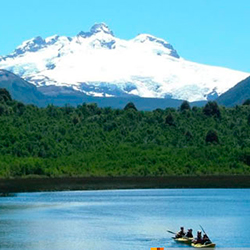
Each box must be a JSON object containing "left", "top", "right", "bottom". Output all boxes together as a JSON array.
[{"left": 0, "top": 88, "right": 250, "bottom": 178}]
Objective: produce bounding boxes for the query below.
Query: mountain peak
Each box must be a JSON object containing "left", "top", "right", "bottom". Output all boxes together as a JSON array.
[
  {"left": 133, "top": 34, "right": 180, "bottom": 58},
  {"left": 78, "top": 23, "right": 114, "bottom": 38},
  {"left": 13, "top": 36, "right": 46, "bottom": 56},
  {"left": 90, "top": 23, "right": 114, "bottom": 36}
]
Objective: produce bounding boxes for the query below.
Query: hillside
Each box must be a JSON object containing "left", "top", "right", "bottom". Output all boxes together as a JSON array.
[
  {"left": 216, "top": 76, "right": 250, "bottom": 106},
  {"left": 0, "top": 69, "right": 46, "bottom": 106},
  {"left": 0, "top": 89, "right": 250, "bottom": 178}
]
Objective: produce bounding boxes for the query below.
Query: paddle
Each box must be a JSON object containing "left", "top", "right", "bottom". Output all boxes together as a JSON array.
[
  {"left": 166, "top": 229, "right": 176, "bottom": 235},
  {"left": 199, "top": 225, "right": 212, "bottom": 244},
  {"left": 199, "top": 225, "right": 207, "bottom": 235}
]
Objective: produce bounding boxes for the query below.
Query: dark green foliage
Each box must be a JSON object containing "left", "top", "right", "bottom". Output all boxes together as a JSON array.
[
  {"left": 192, "top": 106, "right": 198, "bottom": 112},
  {"left": 0, "top": 88, "right": 12, "bottom": 102},
  {"left": 239, "top": 149, "right": 250, "bottom": 166},
  {"left": 165, "top": 113, "right": 175, "bottom": 126},
  {"left": 203, "top": 101, "right": 221, "bottom": 118},
  {"left": 0, "top": 104, "right": 5, "bottom": 115},
  {"left": 180, "top": 101, "right": 191, "bottom": 111},
  {"left": 243, "top": 99, "right": 250, "bottom": 105},
  {"left": 0, "top": 91, "right": 250, "bottom": 178},
  {"left": 124, "top": 102, "right": 137, "bottom": 111},
  {"left": 185, "top": 130, "right": 193, "bottom": 141},
  {"left": 205, "top": 130, "right": 219, "bottom": 144}
]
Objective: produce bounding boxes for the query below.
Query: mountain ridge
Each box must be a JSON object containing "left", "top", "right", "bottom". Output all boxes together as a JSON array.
[
  {"left": 217, "top": 76, "right": 250, "bottom": 106},
  {"left": 0, "top": 23, "right": 249, "bottom": 101}
]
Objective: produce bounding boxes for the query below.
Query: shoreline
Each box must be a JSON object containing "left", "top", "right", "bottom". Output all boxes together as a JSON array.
[{"left": 1, "top": 175, "right": 250, "bottom": 193}]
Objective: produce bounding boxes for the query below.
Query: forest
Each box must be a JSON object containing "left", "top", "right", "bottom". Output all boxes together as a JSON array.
[{"left": 0, "top": 88, "right": 250, "bottom": 178}]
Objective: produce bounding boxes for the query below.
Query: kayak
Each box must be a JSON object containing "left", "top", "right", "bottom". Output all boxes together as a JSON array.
[
  {"left": 191, "top": 243, "right": 216, "bottom": 248},
  {"left": 172, "top": 237, "right": 193, "bottom": 244}
]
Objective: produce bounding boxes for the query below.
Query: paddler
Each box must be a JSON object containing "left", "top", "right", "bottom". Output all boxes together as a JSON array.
[
  {"left": 185, "top": 228, "right": 193, "bottom": 238},
  {"left": 175, "top": 226, "right": 185, "bottom": 238},
  {"left": 192, "top": 231, "right": 202, "bottom": 244},
  {"left": 202, "top": 234, "right": 211, "bottom": 245}
]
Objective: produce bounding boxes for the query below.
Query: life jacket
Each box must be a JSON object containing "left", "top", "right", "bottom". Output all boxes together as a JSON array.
[
  {"left": 196, "top": 237, "right": 203, "bottom": 244},
  {"left": 194, "top": 235, "right": 202, "bottom": 244},
  {"left": 202, "top": 236, "right": 211, "bottom": 244},
  {"left": 176, "top": 230, "right": 185, "bottom": 238},
  {"left": 185, "top": 231, "right": 193, "bottom": 238}
]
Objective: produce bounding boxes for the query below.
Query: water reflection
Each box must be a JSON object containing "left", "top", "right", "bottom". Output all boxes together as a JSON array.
[{"left": 0, "top": 193, "right": 16, "bottom": 197}]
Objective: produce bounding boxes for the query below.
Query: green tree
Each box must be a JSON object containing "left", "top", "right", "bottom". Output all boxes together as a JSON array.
[
  {"left": 205, "top": 130, "right": 219, "bottom": 144},
  {"left": 243, "top": 99, "right": 250, "bottom": 105},
  {"left": 180, "top": 100, "right": 191, "bottom": 112},
  {"left": 203, "top": 101, "right": 221, "bottom": 118},
  {"left": 165, "top": 113, "right": 175, "bottom": 126},
  {"left": 0, "top": 88, "right": 12, "bottom": 102},
  {"left": 124, "top": 102, "right": 137, "bottom": 111}
]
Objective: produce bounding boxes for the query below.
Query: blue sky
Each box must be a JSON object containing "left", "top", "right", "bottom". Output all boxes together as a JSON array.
[{"left": 1, "top": 0, "right": 249, "bottom": 72}]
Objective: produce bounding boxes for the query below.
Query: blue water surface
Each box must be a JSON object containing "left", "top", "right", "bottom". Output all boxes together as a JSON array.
[{"left": 0, "top": 189, "right": 249, "bottom": 249}]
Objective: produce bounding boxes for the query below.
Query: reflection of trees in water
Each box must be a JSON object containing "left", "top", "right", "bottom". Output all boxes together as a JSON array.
[{"left": 0, "top": 193, "right": 16, "bottom": 197}]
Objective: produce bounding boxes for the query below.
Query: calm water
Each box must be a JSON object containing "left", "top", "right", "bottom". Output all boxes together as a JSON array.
[{"left": 0, "top": 189, "right": 249, "bottom": 250}]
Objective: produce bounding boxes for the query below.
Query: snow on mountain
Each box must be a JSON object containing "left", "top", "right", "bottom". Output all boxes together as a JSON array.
[{"left": 0, "top": 23, "right": 249, "bottom": 102}]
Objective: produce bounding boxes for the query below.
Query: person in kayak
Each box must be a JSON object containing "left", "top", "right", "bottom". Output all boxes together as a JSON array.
[
  {"left": 202, "top": 234, "right": 211, "bottom": 245},
  {"left": 185, "top": 229, "right": 193, "bottom": 238},
  {"left": 175, "top": 227, "right": 185, "bottom": 238},
  {"left": 192, "top": 231, "right": 202, "bottom": 244}
]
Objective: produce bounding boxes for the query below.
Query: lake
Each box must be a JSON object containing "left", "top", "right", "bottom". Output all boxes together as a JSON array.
[{"left": 0, "top": 189, "right": 249, "bottom": 249}]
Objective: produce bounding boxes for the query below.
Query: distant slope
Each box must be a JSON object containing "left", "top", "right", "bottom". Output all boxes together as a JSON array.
[
  {"left": 0, "top": 69, "right": 46, "bottom": 106},
  {"left": 39, "top": 85, "right": 205, "bottom": 109},
  {"left": 216, "top": 76, "right": 250, "bottom": 106}
]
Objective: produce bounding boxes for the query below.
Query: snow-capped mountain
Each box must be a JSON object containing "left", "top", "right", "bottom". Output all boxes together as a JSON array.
[{"left": 0, "top": 23, "right": 249, "bottom": 102}]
